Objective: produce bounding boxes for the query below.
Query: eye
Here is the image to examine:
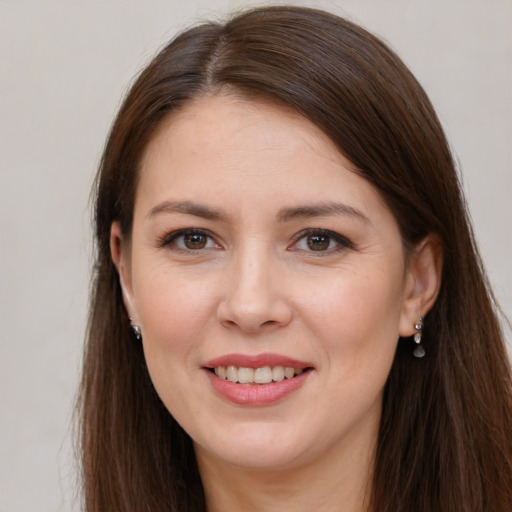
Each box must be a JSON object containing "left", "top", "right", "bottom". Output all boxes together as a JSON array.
[
  {"left": 291, "top": 229, "right": 353, "bottom": 253},
  {"left": 160, "top": 229, "right": 220, "bottom": 251}
]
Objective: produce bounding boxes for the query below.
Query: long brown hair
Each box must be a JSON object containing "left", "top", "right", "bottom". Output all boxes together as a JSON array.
[{"left": 78, "top": 6, "right": 512, "bottom": 511}]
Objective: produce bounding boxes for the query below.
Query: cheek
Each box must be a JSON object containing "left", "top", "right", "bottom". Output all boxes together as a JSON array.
[
  {"left": 132, "top": 269, "right": 217, "bottom": 414},
  {"left": 132, "top": 267, "right": 220, "bottom": 395},
  {"left": 305, "top": 270, "right": 404, "bottom": 423},
  {"left": 135, "top": 262, "right": 215, "bottom": 337},
  {"left": 301, "top": 267, "right": 404, "bottom": 359}
]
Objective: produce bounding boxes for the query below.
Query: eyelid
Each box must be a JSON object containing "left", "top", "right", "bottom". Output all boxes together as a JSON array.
[
  {"left": 289, "top": 228, "right": 355, "bottom": 252},
  {"left": 159, "top": 228, "right": 220, "bottom": 249},
  {"left": 158, "top": 227, "right": 353, "bottom": 252}
]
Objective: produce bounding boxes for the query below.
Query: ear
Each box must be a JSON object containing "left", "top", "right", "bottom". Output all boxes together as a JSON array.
[
  {"left": 110, "top": 221, "right": 138, "bottom": 322},
  {"left": 398, "top": 234, "right": 443, "bottom": 337}
]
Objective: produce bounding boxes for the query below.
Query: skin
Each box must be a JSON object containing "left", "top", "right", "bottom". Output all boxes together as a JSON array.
[{"left": 111, "top": 94, "right": 442, "bottom": 512}]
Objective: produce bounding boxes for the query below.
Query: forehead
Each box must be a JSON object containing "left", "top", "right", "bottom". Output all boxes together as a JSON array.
[
  {"left": 136, "top": 94, "right": 390, "bottom": 222},
  {"left": 143, "top": 93, "right": 351, "bottom": 169}
]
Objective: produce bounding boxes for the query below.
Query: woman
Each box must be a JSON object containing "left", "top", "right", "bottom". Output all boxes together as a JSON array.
[{"left": 78, "top": 6, "right": 512, "bottom": 511}]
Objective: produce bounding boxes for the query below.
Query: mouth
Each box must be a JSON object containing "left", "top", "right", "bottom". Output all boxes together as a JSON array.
[
  {"left": 208, "top": 365, "right": 312, "bottom": 384},
  {"left": 202, "top": 354, "right": 314, "bottom": 404},
  {"left": 203, "top": 355, "right": 313, "bottom": 405}
]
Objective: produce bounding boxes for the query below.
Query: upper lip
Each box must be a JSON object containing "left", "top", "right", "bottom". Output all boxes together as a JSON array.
[{"left": 203, "top": 353, "right": 312, "bottom": 369}]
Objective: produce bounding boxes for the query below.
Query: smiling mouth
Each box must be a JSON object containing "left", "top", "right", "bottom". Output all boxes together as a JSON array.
[{"left": 209, "top": 365, "right": 312, "bottom": 385}]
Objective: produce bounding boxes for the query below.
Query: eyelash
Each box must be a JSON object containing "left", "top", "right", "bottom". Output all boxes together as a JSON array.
[
  {"left": 159, "top": 228, "right": 218, "bottom": 251},
  {"left": 290, "top": 228, "right": 354, "bottom": 253},
  {"left": 158, "top": 228, "right": 354, "bottom": 253}
]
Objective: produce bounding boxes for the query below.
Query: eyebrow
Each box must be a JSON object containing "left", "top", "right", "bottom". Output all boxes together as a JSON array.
[
  {"left": 146, "top": 200, "right": 227, "bottom": 221},
  {"left": 146, "top": 200, "right": 370, "bottom": 224},
  {"left": 277, "top": 202, "right": 370, "bottom": 224}
]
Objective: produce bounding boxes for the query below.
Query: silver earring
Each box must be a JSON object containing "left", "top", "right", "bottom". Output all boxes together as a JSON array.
[
  {"left": 131, "top": 325, "right": 142, "bottom": 340},
  {"left": 129, "top": 319, "right": 142, "bottom": 341},
  {"left": 413, "top": 317, "right": 425, "bottom": 358}
]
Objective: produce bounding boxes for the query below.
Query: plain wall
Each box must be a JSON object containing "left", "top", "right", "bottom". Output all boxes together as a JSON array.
[{"left": 0, "top": 1, "right": 510, "bottom": 510}]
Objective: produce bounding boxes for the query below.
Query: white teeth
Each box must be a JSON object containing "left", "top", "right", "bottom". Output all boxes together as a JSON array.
[
  {"left": 254, "top": 366, "right": 272, "bottom": 384},
  {"left": 212, "top": 365, "right": 306, "bottom": 384},
  {"left": 227, "top": 365, "right": 238, "bottom": 382},
  {"left": 214, "top": 366, "right": 227, "bottom": 379},
  {"left": 272, "top": 365, "right": 285, "bottom": 382},
  {"left": 238, "top": 367, "right": 255, "bottom": 384},
  {"left": 284, "top": 367, "right": 295, "bottom": 379}
]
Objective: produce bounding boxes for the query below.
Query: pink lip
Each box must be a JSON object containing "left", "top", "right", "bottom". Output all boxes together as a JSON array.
[
  {"left": 202, "top": 353, "right": 314, "bottom": 406},
  {"left": 204, "top": 369, "right": 311, "bottom": 406},
  {"left": 203, "top": 353, "right": 311, "bottom": 370}
]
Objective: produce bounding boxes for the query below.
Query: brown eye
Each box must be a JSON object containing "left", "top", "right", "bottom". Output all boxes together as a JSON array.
[
  {"left": 161, "top": 229, "right": 219, "bottom": 251},
  {"left": 290, "top": 229, "right": 354, "bottom": 254},
  {"left": 307, "top": 234, "right": 331, "bottom": 251},
  {"left": 184, "top": 232, "right": 208, "bottom": 250}
]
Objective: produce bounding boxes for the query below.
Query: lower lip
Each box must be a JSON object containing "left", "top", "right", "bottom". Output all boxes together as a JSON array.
[{"left": 204, "top": 369, "right": 311, "bottom": 406}]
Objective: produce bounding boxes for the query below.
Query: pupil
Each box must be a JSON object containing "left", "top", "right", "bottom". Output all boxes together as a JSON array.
[
  {"left": 307, "top": 235, "right": 329, "bottom": 251},
  {"left": 185, "top": 233, "right": 206, "bottom": 249}
]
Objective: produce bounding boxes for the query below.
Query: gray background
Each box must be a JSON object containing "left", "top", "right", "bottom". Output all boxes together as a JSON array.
[{"left": 1, "top": 1, "right": 510, "bottom": 510}]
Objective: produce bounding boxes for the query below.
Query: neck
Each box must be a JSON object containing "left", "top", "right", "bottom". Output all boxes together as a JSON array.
[{"left": 195, "top": 429, "right": 376, "bottom": 512}]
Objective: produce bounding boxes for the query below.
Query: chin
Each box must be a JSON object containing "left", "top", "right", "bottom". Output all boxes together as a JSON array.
[{"left": 192, "top": 420, "right": 330, "bottom": 473}]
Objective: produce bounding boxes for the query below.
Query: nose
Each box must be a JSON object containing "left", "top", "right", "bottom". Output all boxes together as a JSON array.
[{"left": 216, "top": 247, "right": 293, "bottom": 334}]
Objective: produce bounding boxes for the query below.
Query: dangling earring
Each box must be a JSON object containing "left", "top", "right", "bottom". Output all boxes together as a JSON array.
[
  {"left": 413, "top": 317, "right": 425, "bottom": 358},
  {"left": 129, "top": 318, "right": 142, "bottom": 341}
]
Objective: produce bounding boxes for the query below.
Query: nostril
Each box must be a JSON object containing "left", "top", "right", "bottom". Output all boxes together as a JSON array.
[{"left": 216, "top": 292, "right": 293, "bottom": 333}]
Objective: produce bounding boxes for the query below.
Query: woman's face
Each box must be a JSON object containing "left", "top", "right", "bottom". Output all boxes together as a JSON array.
[{"left": 114, "top": 94, "right": 423, "bottom": 472}]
